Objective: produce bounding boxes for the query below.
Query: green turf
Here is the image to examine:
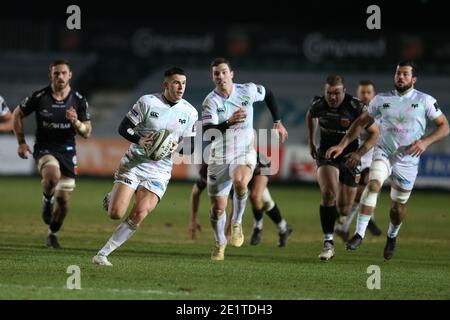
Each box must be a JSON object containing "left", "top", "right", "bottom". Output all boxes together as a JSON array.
[{"left": 0, "top": 177, "right": 449, "bottom": 299}]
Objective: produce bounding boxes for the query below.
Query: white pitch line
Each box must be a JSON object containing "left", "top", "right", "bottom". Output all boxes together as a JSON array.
[
  {"left": 0, "top": 283, "right": 190, "bottom": 297},
  {"left": 0, "top": 283, "right": 308, "bottom": 299}
]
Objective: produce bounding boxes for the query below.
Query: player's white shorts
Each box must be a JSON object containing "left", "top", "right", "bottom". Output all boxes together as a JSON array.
[
  {"left": 207, "top": 150, "right": 257, "bottom": 197},
  {"left": 360, "top": 147, "right": 374, "bottom": 170},
  {"left": 114, "top": 154, "right": 170, "bottom": 200},
  {"left": 372, "top": 147, "right": 418, "bottom": 191}
]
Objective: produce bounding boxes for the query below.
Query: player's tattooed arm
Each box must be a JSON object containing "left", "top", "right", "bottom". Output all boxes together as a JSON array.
[
  {"left": 345, "top": 122, "right": 380, "bottom": 169},
  {"left": 326, "top": 111, "right": 374, "bottom": 160}
]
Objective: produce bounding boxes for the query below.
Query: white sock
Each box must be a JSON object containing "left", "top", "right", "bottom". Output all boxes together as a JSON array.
[
  {"left": 278, "top": 219, "right": 287, "bottom": 233},
  {"left": 254, "top": 219, "right": 263, "bottom": 230},
  {"left": 387, "top": 222, "right": 402, "bottom": 238},
  {"left": 232, "top": 191, "right": 248, "bottom": 225},
  {"left": 324, "top": 233, "right": 334, "bottom": 242},
  {"left": 48, "top": 229, "right": 56, "bottom": 236},
  {"left": 98, "top": 218, "right": 137, "bottom": 257},
  {"left": 355, "top": 213, "right": 371, "bottom": 238},
  {"left": 340, "top": 202, "right": 358, "bottom": 232},
  {"left": 211, "top": 212, "right": 227, "bottom": 245}
]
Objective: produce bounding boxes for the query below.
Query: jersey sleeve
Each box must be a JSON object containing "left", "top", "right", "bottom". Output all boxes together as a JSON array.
[
  {"left": 77, "top": 97, "right": 91, "bottom": 121},
  {"left": 201, "top": 97, "right": 218, "bottom": 126},
  {"left": 367, "top": 95, "right": 381, "bottom": 119},
  {"left": 424, "top": 96, "right": 443, "bottom": 121},
  {"left": 308, "top": 97, "right": 321, "bottom": 118},
  {"left": 247, "top": 82, "right": 266, "bottom": 103},
  {"left": 126, "top": 96, "right": 150, "bottom": 125},
  {"left": 19, "top": 94, "right": 38, "bottom": 116},
  {"left": 0, "top": 96, "right": 9, "bottom": 116},
  {"left": 351, "top": 98, "right": 368, "bottom": 117},
  {"left": 183, "top": 108, "right": 199, "bottom": 138}
]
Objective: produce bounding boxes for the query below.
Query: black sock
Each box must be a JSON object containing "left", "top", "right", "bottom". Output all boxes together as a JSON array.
[
  {"left": 50, "top": 220, "right": 62, "bottom": 233},
  {"left": 266, "top": 204, "right": 282, "bottom": 224},
  {"left": 320, "top": 205, "right": 337, "bottom": 235},
  {"left": 252, "top": 207, "right": 264, "bottom": 224}
]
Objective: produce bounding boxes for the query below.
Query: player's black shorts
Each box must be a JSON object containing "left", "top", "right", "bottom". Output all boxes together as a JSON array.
[
  {"left": 359, "top": 167, "right": 370, "bottom": 186},
  {"left": 33, "top": 144, "right": 77, "bottom": 178},
  {"left": 195, "top": 163, "right": 208, "bottom": 191},
  {"left": 316, "top": 149, "right": 358, "bottom": 187}
]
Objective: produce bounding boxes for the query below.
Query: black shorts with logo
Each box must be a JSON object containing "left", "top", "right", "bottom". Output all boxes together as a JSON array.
[
  {"left": 316, "top": 149, "right": 359, "bottom": 187},
  {"left": 33, "top": 144, "right": 77, "bottom": 178}
]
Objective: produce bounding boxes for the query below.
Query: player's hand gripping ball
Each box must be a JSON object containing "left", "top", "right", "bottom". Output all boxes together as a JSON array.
[{"left": 144, "top": 129, "right": 176, "bottom": 161}]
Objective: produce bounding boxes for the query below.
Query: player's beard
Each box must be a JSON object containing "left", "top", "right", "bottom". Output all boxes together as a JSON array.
[
  {"left": 394, "top": 80, "right": 413, "bottom": 93},
  {"left": 53, "top": 80, "right": 68, "bottom": 91}
]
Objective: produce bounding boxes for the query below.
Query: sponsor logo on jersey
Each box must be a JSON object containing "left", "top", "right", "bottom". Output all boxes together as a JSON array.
[
  {"left": 257, "top": 85, "right": 263, "bottom": 94},
  {"left": 150, "top": 111, "right": 159, "bottom": 118},
  {"left": 39, "top": 109, "right": 52, "bottom": 117},
  {"left": 217, "top": 107, "right": 225, "bottom": 113},
  {"left": 52, "top": 103, "right": 67, "bottom": 108},
  {"left": 42, "top": 121, "right": 71, "bottom": 129},
  {"left": 411, "top": 103, "right": 418, "bottom": 108},
  {"left": 382, "top": 103, "right": 390, "bottom": 109},
  {"left": 178, "top": 119, "right": 186, "bottom": 124}
]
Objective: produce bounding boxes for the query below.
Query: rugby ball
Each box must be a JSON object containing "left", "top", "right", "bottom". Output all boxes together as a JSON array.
[{"left": 145, "top": 129, "right": 175, "bottom": 161}]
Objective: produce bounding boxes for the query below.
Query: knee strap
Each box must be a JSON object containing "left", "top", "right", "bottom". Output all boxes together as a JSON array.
[
  {"left": 55, "top": 178, "right": 76, "bottom": 192},
  {"left": 390, "top": 188, "right": 411, "bottom": 204}
]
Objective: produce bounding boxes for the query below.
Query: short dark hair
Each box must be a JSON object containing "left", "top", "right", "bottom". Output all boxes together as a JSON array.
[
  {"left": 211, "top": 57, "right": 232, "bottom": 70},
  {"left": 49, "top": 59, "right": 71, "bottom": 72},
  {"left": 397, "top": 60, "right": 417, "bottom": 77},
  {"left": 358, "top": 79, "right": 375, "bottom": 88},
  {"left": 164, "top": 67, "right": 186, "bottom": 78},
  {"left": 325, "top": 75, "right": 345, "bottom": 87}
]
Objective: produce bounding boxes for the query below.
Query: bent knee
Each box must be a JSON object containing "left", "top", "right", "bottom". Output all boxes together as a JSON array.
[
  {"left": 211, "top": 207, "right": 226, "bottom": 219},
  {"left": 367, "top": 180, "right": 382, "bottom": 193},
  {"left": 233, "top": 181, "right": 247, "bottom": 194},
  {"left": 109, "top": 206, "right": 127, "bottom": 220},
  {"left": 321, "top": 190, "right": 336, "bottom": 204}
]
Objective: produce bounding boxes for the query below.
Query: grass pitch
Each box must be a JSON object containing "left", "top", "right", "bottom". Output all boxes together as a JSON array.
[{"left": 0, "top": 177, "right": 449, "bottom": 300}]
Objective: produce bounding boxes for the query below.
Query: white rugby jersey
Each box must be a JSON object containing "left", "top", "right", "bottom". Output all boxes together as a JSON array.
[
  {"left": 125, "top": 93, "right": 198, "bottom": 172},
  {"left": 202, "top": 83, "right": 266, "bottom": 162},
  {"left": 0, "top": 95, "right": 9, "bottom": 116},
  {"left": 368, "top": 88, "right": 442, "bottom": 164}
]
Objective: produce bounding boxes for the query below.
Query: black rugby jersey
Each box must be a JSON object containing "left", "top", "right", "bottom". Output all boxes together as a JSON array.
[
  {"left": 308, "top": 93, "right": 366, "bottom": 155},
  {"left": 20, "top": 86, "right": 90, "bottom": 149}
]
